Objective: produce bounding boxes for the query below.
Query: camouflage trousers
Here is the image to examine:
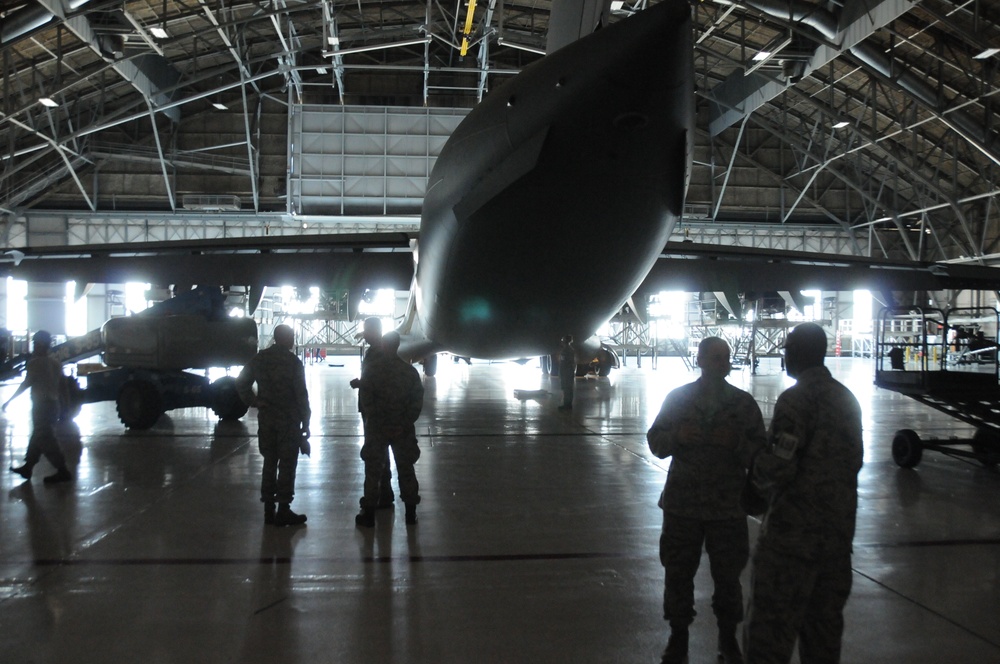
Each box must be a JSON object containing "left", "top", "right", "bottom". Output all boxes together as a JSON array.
[
  {"left": 257, "top": 416, "right": 301, "bottom": 505},
  {"left": 659, "top": 513, "right": 750, "bottom": 627},
  {"left": 24, "top": 399, "right": 67, "bottom": 469},
  {"left": 360, "top": 422, "right": 420, "bottom": 510},
  {"left": 744, "top": 547, "right": 853, "bottom": 664}
]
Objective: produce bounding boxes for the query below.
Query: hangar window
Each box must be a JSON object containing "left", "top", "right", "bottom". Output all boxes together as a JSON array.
[
  {"left": 6, "top": 277, "right": 27, "bottom": 335},
  {"left": 649, "top": 291, "right": 688, "bottom": 340}
]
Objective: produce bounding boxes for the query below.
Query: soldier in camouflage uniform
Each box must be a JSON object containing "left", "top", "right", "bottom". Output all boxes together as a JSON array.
[
  {"left": 355, "top": 331, "right": 424, "bottom": 527},
  {"left": 236, "top": 324, "right": 311, "bottom": 527},
  {"left": 350, "top": 317, "right": 395, "bottom": 507},
  {"left": 744, "top": 323, "right": 863, "bottom": 664},
  {"left": 647, "top": 336, "right": 767, "bottom": 664},
  {"left": 557, "top": 335, "right": 576, "bottom": 410}
]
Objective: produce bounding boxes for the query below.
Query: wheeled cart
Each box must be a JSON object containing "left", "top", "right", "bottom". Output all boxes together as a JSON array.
[{"left": 875, "top": 306, "right": 1000, "bottom": 469}]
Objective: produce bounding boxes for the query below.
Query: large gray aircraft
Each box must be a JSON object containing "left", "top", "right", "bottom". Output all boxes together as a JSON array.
[{"left": 2, "top": 0, "right": 998, "bottom": 374}]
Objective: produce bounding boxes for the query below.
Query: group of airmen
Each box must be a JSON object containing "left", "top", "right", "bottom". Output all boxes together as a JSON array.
[
  {"left": 648, "top": 323, "right": 864, "bottom": 664},
  {"left": 234, "top": 317, "right": 424, "bottom": 530},
  {"left": 6, "top": 317, "right": 861, "bottom": 664}
]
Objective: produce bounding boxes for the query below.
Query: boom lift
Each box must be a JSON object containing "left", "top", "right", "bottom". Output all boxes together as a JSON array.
[
  {"left": 875, "top": 306, "right": 1000, "bottom": 469},
  {"left": 0, "top": 286, "right": 257, "bottom": 430}
]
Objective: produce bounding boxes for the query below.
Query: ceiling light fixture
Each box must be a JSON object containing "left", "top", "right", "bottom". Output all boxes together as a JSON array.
[
  {"left": 974, "top": 47, "right": 1000, "bottom": 60},
  {"left": 212, "top": 102, "right": 228, "bottom": 111},
  {"left": 496, "top": 38, "right": 546, "bottom": 55},
  {"left": 832, "top": 120, "right": 849, "bottom": 129},
  {"left": 39, "top": 97, "right": 58, "bottom": 108},
  {"left": 150, "top": 26, "right": 168, "bottom": 39},
  {"left": 316, "top": 67, "right": 328, "bottom": 74},
  {"left": 323, "top": 37, "right": 431, "bottom": 58},
  {"left": 752, "top": 51, "right": 772, "bottom": 62}
]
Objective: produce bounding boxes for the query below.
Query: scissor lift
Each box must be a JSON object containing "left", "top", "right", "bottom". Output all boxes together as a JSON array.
[{"left": 875, "top": 306, "right": 1000, "bottom": 469}]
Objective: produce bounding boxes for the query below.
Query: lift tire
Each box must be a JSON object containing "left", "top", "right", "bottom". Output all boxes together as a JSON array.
[
  {"left": 972, "top": 429, "right": 1000, "bottom": 469},
  {"left": 117, "top": 380, "right": 163, "bottom": 430},
  {"left": 423, "top": 353, "right": 438, "bottom": 377},
  {"left": 211, "top": 376, "right": 249, "bottom": 421},
  {"left": 892, "top": 429, "right": 923, "bottom": 468}
]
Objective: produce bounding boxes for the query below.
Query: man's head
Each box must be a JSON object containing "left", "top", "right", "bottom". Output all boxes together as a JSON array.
[
  {"left": 32, "top": 330, "right": 52, "bottom": 353},
  {"left": 273, "top": 324, "right": 295, "bottom": 350},
  {"left": 696, "top": 336, "right": 731, "bottom": 381},
  {"left": 784, "top": 323, "right": 828, "bottom": 378},
  {"left": 561, "top": 334, "right": 574, "bottom": 347},
  {"left": 382, "top": 331, "right": 401, "bottom": 355},
  {"left": 363, "top": 317, "right": 383, "bottom": 345}
]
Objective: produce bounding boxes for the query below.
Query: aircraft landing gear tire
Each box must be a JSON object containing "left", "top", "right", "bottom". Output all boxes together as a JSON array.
[
  {"left": 211, "top": 376, "right": 248, "bottom": 421},
  {"left": 117, "top": 380, "right": 163, "bottom": 430},
  {"left": 423, "top": 354, "right": 438, "bottom": 377},
  {"left": 972, "top": 428, "right": 1000, "bottom": 469},
  {"left": 892, "top": 429, "right": 923, "bottom": 468}
]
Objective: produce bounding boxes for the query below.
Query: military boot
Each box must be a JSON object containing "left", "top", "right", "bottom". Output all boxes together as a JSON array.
[
  {"left": 264, "top": 502, "right": 276, "bottom": 525},
  {"left": 10, "top": 463, "right": 34, "bottom": 480},
  {"left": 274, "top": 504, "right": 307, "bottom": 526},
  {"left": 355, "top": 508, "right": 375, "bottom": 528},
  {"left": 661, "top": 626, "right": 688, "bottom": 664},
  {"left": 717, "top": 623, "right": 743, "bottom": 664}
]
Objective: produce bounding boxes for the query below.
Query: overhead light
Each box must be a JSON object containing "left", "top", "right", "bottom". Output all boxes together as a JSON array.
[
  {"left": 496, "top": 38, "right": 546, "bottom": 56},
  {"left": 39, "top": 97, "right": 58, "bottom": 108},
  {"left": 328, "top": 36, "right": 340, "bottom": 46},
  {"left": 752, "top": 51, "right": 772, "bottom": 62},
  {"left": 150, "top": 26, "right": 169, "bottom": 39},
  {"left": 323, "top": 36, "right": 431, "bottom": 58},
  {"left": 832, "top": 120, "right": 850, "bottom": 129},
  {"left": 316, "top": 67, "right": 328, "bottom": 74},
  {"left": 610, "top": 1, "right": 625, "bottom": 10},
  {"left": 212, "top": 102, "right": 228, "bottom": 111},
  {"left": 974, "top": 47, "right": 1000, "bottom": 60}
]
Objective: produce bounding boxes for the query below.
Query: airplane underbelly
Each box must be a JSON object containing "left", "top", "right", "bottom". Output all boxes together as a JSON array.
[{"left": 417, "top": 0, "right": 693, "bottom": 359}]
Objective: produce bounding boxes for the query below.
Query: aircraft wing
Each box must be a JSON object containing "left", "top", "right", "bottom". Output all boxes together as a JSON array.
[
  {"left": 0, "top": 233, "right": 416, "bottom": 309},
  {"left": 639, "top": 241, "right": 1000, "bottom": 295}
]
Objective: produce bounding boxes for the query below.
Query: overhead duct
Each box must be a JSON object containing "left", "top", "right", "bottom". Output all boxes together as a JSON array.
[
  {"left": 1, "top": 0, "right": 92, "bottom": 45},
  {"left": 738, "top": 0, "right": 996, "bottom": 162}
]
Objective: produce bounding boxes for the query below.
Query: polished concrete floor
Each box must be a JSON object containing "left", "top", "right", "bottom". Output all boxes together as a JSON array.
[{"left": 2, "top": 355, "right": 999, "bottom": 664}]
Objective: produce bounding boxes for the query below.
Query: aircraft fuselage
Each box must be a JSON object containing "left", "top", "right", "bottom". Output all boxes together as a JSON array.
[{"left": 416, "top": 0, "right": 694, "bottom": 359}]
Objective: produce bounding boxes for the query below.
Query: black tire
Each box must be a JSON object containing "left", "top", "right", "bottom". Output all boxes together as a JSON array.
[
  {"left": 60, "top": 376, "right": 83, "bottom": 421},
  {"left": 972, "top": 428, "right": 1000, "bottom": 468},
  {"left": 892, "top": 429, "right": 923, "bottom": 468},
  {"left": 423, "top": 353, "right": 438, "bottom": 377},
  {"left": 116, "top": 380, "right": 163, "bottom": 430},
  {"left": 211, "top": 376, "right": 248, "bottom": 421}
]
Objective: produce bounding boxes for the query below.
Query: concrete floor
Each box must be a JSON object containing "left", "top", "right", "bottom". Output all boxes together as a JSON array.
[{"left": 1, "top": 355, "right": 999, "bottom": 664}]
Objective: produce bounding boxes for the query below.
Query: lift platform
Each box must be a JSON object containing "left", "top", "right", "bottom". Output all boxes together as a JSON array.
[{"left": 875, "top": 306, "right": 1000, "bottom": 469}]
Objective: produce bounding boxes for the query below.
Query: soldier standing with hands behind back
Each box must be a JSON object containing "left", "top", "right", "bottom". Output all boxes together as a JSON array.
[
  {"left": 647, "top": 337, "right": 767, "bottom": 664},
  {"left": 237, "top": 324, "right": 311, "bottom": 527},
  {"left": 355, "top": 331, "right": 424, "bottom": 528}
]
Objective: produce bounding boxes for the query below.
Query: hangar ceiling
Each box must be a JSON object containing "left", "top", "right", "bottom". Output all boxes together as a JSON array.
[{"left": 2, "top": 0, "right": 1000, "bottom": 264}]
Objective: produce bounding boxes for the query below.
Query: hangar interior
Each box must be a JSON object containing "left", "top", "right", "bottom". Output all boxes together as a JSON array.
[
  {"left": 2, "top": 0, "right": 1000, "bottom": 340},
  {"left": 3, "top": 2, "right": 1000, "bottom": 664}
]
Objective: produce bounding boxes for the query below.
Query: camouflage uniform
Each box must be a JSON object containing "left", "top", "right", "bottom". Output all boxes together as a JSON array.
[
  {"left": 359, "top": 345, "right": 394, "bottom": 504},
  {"left": 22, "top": 354, "right": 68, "bottom": 470},
  {"left": 359, "top": 354, "right": 424, "bottom": 510},
  {"left": 744, "top": 365, "right": 863, "bottom": 664},
  {"left": 647, "top": 378, "right": 767, "bottom": 629},
  {"left": 236, "top": 344, "right": 310, "bottom": 505},
  {"left": 558, "top": 345, "right": 575, "bottom": 407}
]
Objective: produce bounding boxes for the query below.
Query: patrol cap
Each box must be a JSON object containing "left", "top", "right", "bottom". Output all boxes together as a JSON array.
[{"left": 33, "top": 330, "right": 52, "bottom": 345}]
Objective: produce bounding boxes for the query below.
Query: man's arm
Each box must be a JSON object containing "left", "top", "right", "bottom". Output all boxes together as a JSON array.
[
  {"left": 294, "top": 363, "right": 311, "bottom": 435},
  {"left": 646, "top": 390, "right": 684, "bottom": 459},
  {"left": 752, "top": 395, "right": 805, "bottom": 495},
  {"left": 234, "top": 361, "right": 257, "bottom": 408}
]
